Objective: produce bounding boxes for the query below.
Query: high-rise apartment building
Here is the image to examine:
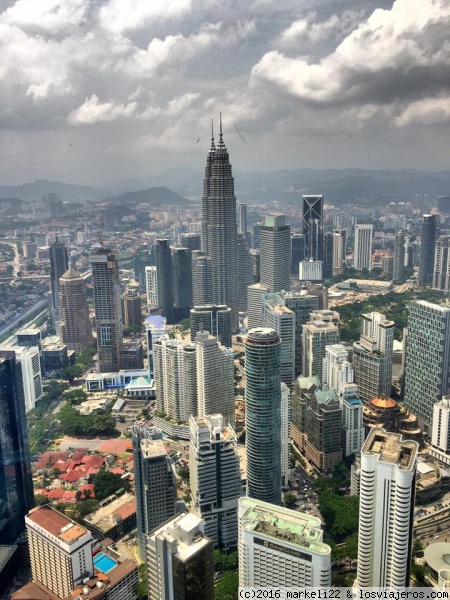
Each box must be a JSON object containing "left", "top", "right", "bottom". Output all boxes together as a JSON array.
[
  {"left": 245, "top": 328, "right": 281, "bottom": 504},
  {"left": 238, "top": 203, "right": 247, "bottom": 235},
  {"left": 302, "top": 320, "right": 339, "bottom": 382},
  {"left": 191, "top": 250, "right": 214, "bottom": 306},
  {"left": 145, "top": 265, "right": 158, "bottom": 307},
  {"left": 322, "top": 343, "right": 353, "bottom": 394},
  {"left": 195, "top": 331, "right": 235, "bottom": 426},
  {"left": 262, "top": 293, "right": 295, "bottom": 386},
  {"left": 49, "top": 237, "right": 69, "bottom": 318},
  {"left": 172, "top": 247, "right": 192, "bottom": 321},
  {"left": 1, "top": 346, "right": 43, "bottom": 412},
  {"left": 418, "top": 214, "right": 437, "bottom": 286},
  {"left": 189, "top": 414, "right": 241, "bottom": 551},
  {"left": 237, "top": 233, "right": 254, "bottom": 312},
  {"left": 58, "top": 267, "right": 92, "bottom": 351},
  {"left": 25, "top": 506, "right": 94, "bottom": 599},
  {"left": 155, "top": 239, "right": 174, "bottom": 323},
  {"left": 283, "top": 291, "right": 320, "bottom": 378},
  {"left": 134, "top": 243, "right": 155, "bottom": 288},
  {"left": 90, "top": 246, "right": 123, "bottom": 373},
  {"left": 354, "top": 224, "right": 373, "bottom": 271},
  {"left": 356, "top": 428, "right": 418, "bottom": 588},
  {"left": 145, "top": 315, "right": 167, "bottom": 379},
  {"left": 332, "top": 230, "right": 346, "bottom": 276},
  {"left": 190, "top": 304, "right": 232, "bottom": 348},
  {"left": 299, "top": 259, "right": 323, "bottom": 282},
  {"left": 340, "top": 383, "right": 365, "bottom": 457},
  {"left": 259, "top": 215, "right": 291, "bottom": 293},
  {"left": 404, "top": 300, "right": 450, "bottom": 427},
  {"left": 132, "top": 426, "right": 177, "bottom": 558},
  {"left": 147, "top": 513, "right": 214, "bottom": 600},
  {"left": 429, "top": 396, "right": 450, "bottom": 465},
  {"left": 201, "top": 123, "right": 238, "bottom": 331},
  {"left": 393, "top": 230, "right": 405, "bottom": 283},
  {"left": 353, "top": 312, "right": 394, "bottom": 402},
  {"left": 121, "top": 286, "right": 142, "bottom": 328},
  {"left": 247, "top": 282, "right": 270, "bottom": 329},
  {"left": 433, "top": 235, "right": 450, "bottom": 291},
  {"left": 154, "top": 336, "right": 197, "bottom": 421},
  {"left": 303, "top": 195, "right": 323, "bottom": 261},
  {"left": 238, "top": 497, "right": 331, "bottom": 588},
  {"left": 291, "top": 233, "right": 306, "bottom": 275}
]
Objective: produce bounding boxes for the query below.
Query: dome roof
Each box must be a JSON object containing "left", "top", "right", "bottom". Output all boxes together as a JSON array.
[{"left": 370, "top": 396, "right": 397, "bottom": 409}]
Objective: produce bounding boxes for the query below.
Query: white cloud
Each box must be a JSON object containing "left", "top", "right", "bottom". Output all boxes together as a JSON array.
[
  {"left": 278, "top": 10, "right": 363, "bottom": 49},
  {"left": 397, "top": 96, "right": 450, "bottom": 127},
  {"left": 1, "top": 0, "right": 88, "bottom": 32},
  {"left": 68, "top": 95, "right": 137, "bottom": 125},
  {"left": 99, "top": 0, "right": 193, "bottom": 33}
]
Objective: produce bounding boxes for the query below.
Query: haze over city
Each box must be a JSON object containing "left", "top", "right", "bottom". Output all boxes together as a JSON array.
[{"left": 1, "top": 0, "right": 450, "bottom": 186}]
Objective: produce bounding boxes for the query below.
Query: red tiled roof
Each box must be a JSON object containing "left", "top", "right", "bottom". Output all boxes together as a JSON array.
[
  {"left": 113, "top": 498, "right": 136, "bottom": 520},
  {"left": 60, "top": 471, "right": 84, "bottom": 483},
  {"left": 109, "top": 467, "right": 125, "bottom": 475},
  {"left": 97, "top": 439, "right": 132, "bottom": 453},
  {"left": 27, "top": 505, "right": 71, "bottom": 534},
  {"left": 47, "top": 489, "right": 64, "bottom": 499}
]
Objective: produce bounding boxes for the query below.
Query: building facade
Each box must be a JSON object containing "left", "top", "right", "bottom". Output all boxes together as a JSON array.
[
  {"left": 189, "top": 304, "right": 232, "bottom": 348},
  {"left": 155, "top": 239, "right": 174, "bottom": 323},
  {"left": 191, "top": 250, "right": 214, "bottom": 306},
  {"left": 302, "top": 320, "right": 339, "bottom": 382},
  {"left": 259, "top": 215, "right": 291, "bottom": 293},
  {"left": 49, "top": 237, "right": 69, "bottom": 321},
  {"left": 303, "top": 195, "right": 323, "bottom": 261},
  {"left": 433, "top": 235, "right": 450, "bottom": 291},
  {"left": 354, "top": 224, "right": 373, "bottom": 271},
  {"left": 58, "top": 267, "right": 92, "bottom": 351},
  {"left": 145, "top": 265, "right": 158, "bottom": 307},
  {"left": 262, "top": 294, "right": 295, "bottom": 386},
  {"left": 418, "top": 214, "right": 437, "bottom": 286},
  {"left": 393, "top": 230, "right": 405, "bottom": 283}
]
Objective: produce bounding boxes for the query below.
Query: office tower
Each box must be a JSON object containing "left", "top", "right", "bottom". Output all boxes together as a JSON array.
[
  {"left": 179, "top": 232, "right": 201, "bottom": 251},
  {"left": 245, "top": 328, "right": 281, "bottom": 504},
  {"left": 252, "top": 249, "right": 260, "bottom": 281},
  {"left": 418, "top": 214, "right": 437, "bottom": 286},
  {"left": 283, "top": 291, "right": 320, "bottom": 378},
  {"left": 191, "top": 250, "right": 214, "bottom": 306},
  {"left": 155, "top": 239, "right": 174, "bottom": 323},
  {"left": 201, "top": 122, "right": 238, "bottom": 331},
  {"left": 90, "top": 246, "right": 123, "bottom": 373},
  {"left": 340, "top": 384, "right": 365, "bottom": 457},
  {"left": 323, "top": 231, "right": 334, "bottom": 279},
  {"left": 302, "top": 320, "right": 339, "bottom": 381},
  {"left": 303, "top": 195, "right": 323, "bottom": 261},
  {"left": 172, "top": 247, "right": 192, "bottom": 321},
  {"left": 433, "top": 235, "right": 450, "bottom": 291},
  {"left": 58, "top": 267, "right": 92, "bottom": 351},
  {"left": 16, "top": 327, "right": 42, "bottom": 350},
  {"left": 430, "top": 396, "right": 450, "bottom": 465},
  {"left": 299, "top": 259, "right": 323, "bottom": 282},
  {"left": 354, "top": 224, "right": 373, "bottom": 270},
  {"left": 133, "top": 426, "right": 177, "bottom": 558},
  {"left": 238, "top": 497, "right": 331, "bottom": 588},
  {"left": 280, "top": 382, "right": 291, "bottom": 486},
  {"left": 356, "top": 429, "right": 418, "bottom": 588},
  {"left": 237, "top": 233, "right": 254, "bottom": 312},
  {"left": 1, "top": 346, "right": 43, "bottom": 412},
  {"left": 238, "top": 202, "right": 247, "bottom": 235},
  {"left": 190, "top": 304, "right": 232, "bottom": 348},
  {"left": 404, "top": 237, "right": 414, "bottom": 267},
  {"left": 134, "top": 243, "right": 155, "bottom": 288},
  {"left": 0, "top": 353, "right": 33, "bottom": 545},
  {"left": 145, "top": 265, "right": 158, "bottom": 307},
  {"left": 322, "top": 343, "right": 353, "bottom": 393},
  {"left": 25, "top": 506, "right": 94, "bottom": 599},
  {"left": 147, "top": 513, "right": 214, "bottom": 600},
  {"left": 262, "top": 293, "right": 295, "bottom": 386},
  {"left": 291, "top": 375, "right": 342, "bottom": 474},
  {"left": 121, "top": 286, "right": 142, "bottom": 328},
  {"left": 195, "top": 331, "right": 235, "bottom": 426},
  {"left": 404, "top": 300, "right": 450, "bottom": 428},
  {"left": 247, "top": 282, "right": 269, "bottom": 329},
  {"left": 145, "top": 315, "right": 167, "bottom": 379},
  {"left": 393, "top": 230, "right": 405, "bottom": 283},
  {"left": 49, "top": 237, "right": 69, "bottom": 322},
  {"left": 154, "top": 336, "right": 197, "bottom": 421},
  {"left": 189, "top": 414, "right": 241, "bottom": 551},
  {"left": 332, "top": 230, "right": 346, "bottom": 276},
  {"left": 259, "top": 215, "right": 291, "bottom": 292},
  {"left": 382, "top": 255, "right": 394, "bottom": 277},
  {"left": 353, "top": 312, "right": 394, "bottom": 402},
  {"left": 309, "top": 308, "right": 340, "bottom": 325},
  {"left": 291, "top": 233, "right": 306, "bottom": 276}
]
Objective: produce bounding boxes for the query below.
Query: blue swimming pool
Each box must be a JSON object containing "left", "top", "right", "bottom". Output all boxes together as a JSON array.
[{"left": 94, "top": 553, "right": 117, "bottom": 574}]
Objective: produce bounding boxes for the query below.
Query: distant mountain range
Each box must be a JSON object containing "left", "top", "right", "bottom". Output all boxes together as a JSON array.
[
  {"left": 102, "top": 186, "right": 189, "bottom": 206},
  {"left": 0, "top": 179, "right": 109, "bottom": 202}
]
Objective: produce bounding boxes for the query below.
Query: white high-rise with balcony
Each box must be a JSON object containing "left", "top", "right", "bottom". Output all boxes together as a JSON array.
[
  {"left": 145, "top": 266, "right": 158, "bottom": 307},
  {"left": 354, "top": 224, "right": 373, "bottom": 271}
]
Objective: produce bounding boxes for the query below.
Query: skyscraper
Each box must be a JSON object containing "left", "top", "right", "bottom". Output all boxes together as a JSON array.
[
  {"left": 190, "top": 304, "right": 232, "bottom": 348},
  {"left": 433, "top": 235, "right": 450, "bottom": 291},
  {"left": 247, "top": 282, "right": 270, "bottom": 329},
  {"left": 145, "top": 265, "right": 158, "bottom": 307},
  {"left": 291, "top": 233, "right": 306, "bottom": 276},
  {"left": 356, "top": 428, "right": 418, "bottom": 588},
  {"left": 322, "top": 343, "right": 354, "bottom": 393},
  {"left": 189, "top": 414, "right": 241, "bottom": 551},
  {"left": 134, "top": 243, "right": 155, "bottom": 288},
  {"left": 121, "top": 286, "right": 142, "bottom": 328},
  {"left": 430, "top": 396, "right": 450, "bottom": 465},
  {"left": 303, "top": 195, "right": 323, "bottom": 261},
  {"left": 352, "top": 312, "right": 394, "bottom": 402},
  {"left": 236, "top": 233, "right": 254, "bottom": 312},
  {"left": 332, "top": 230, "right": 346, "bottom": 276},
  {"left": 58, "top": 267, "right": 92, "bottom": 351},
  {"left": 0, "top": 352, "right": 33, "bottom": 545},
  {"left": 323, "top": 231, "right": 334, "bottom": 279},
  {"left": 393, "top": 229, "right": 405, "bottom": 283},
  {"left": 155, "top": 239, "right": 174, "bottom": 323},
  {"left": 302, "top": 320, "right": 340, "bottom": 381},
  {"left": 191, "top": 250, "right": 214, "bottom": 306},
  {"left": 145, "top": 315, "right": 167, "bottom": 380},
  {"left": 179, "top": 232, "right": 201, "bottom": 251},
  {"left": 172, "top": 247, "right": 192, "bottom": 321},
  {"left": 90, "top": 246, "right": 123, "bottom": 373},
  {"left": 262, "top": 293, "right": 295, "bottom": 386},
  {"left": 201, "top": 120, "right": 238, "bottom": 331},
  {"left": 238, "top": 203, "right": 247, "bottom": 235},
  {"left": 354, "top": 224, "right": 373, "bottom": 270},
  {"left": 404, "top": 300, "right": 450, "bottom": 428},
  {"left": 1, "top": 346, "right": 44, "bottom": 413},
  {"left": 259, "top": 215, "right": 291, "bottom": 292},
  {"left": 245, "top": 328, "right": 281, "bottom": 504},
  {"left": 418, "top": 214, "right": 437, "bottom": 286},
  {"left": 132, "top": 425, "right": 177, "bottom": 558},
  {"left": 49, "top": 237, "right": 69, "bottom": 321}
]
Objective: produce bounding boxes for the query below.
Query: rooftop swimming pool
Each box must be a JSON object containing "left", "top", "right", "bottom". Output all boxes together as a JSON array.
[{"left": 93, "top": 552, "right": 117, "bottom": 574}]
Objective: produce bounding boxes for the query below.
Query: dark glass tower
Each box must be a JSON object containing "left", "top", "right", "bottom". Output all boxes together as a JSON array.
[
  {"left": 418, "top": 214, "right": 437, "bottom": 286},
  {"left": 155, "top": 239, "right": 174, "bottom": 323},
  {"left": 291, "top": 233, "right": 306, "bottom": 275},
  {"left": 172, "top": 247, "right": 192, "bottom": 321},
  {"left": 323, "top": 231, "right": 334, "bottom": 279},
  {"left": 0, "top": 351, "right": 34, "bottom": 545},
  {"left": 201, "top": 119, "right": 238, "bottom": 332},
  {"left": 49, "top": 237, "right": 69, "bottom": 316},
  {"left": 393, "top": 230, "right": 405, "bottom": 283},
  {"left": 245, "top": 328, "right": 281, "bottom": 505},
  {"left": 302, "top": 195, "right": 323, "bottom": 261}
]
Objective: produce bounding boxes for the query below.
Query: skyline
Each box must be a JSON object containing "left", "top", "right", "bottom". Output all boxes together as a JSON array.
[{"left": 1, "top": 0, "right": 450, "bottom": 186}]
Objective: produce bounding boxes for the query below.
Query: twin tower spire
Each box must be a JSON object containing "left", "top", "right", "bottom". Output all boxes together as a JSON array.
[{"left": 209, "top": 113, "right": 225, "bottom": 152}]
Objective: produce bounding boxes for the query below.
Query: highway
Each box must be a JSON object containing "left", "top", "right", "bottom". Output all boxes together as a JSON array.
[{"left": 0, "top": 298, "right": 49, "bottom": 344}]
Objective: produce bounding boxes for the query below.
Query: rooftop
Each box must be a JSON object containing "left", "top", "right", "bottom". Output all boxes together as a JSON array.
[
  {"left": 141, "top": 437, "right": 168, "bottom": 459},
  {"left": 27, "top": 506, "right": 89, "bottom": 544},
  {"left": 362, "top": 428, "right": 418, "bottom": 470},
  {"left": 151, "top": 512, "right": 211, "bottom": 563},
  {"left": 84, "top": 493, "right": 136, "bottom": 532}
]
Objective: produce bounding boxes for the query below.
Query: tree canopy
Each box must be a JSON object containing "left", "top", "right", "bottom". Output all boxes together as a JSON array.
[
  {"left": 58, "top": 403, "right": 118, "bottom": 438},
  {"left": 93, "top": 470, "right": 131, "bottom": 501}
]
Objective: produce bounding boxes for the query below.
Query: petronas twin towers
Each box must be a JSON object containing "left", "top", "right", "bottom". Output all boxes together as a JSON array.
[{"left": 201, "top": 118, "right": 239, "bottom": 332}]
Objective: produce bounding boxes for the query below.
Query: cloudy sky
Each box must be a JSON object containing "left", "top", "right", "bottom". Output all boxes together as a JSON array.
[{"left": 1, "top": 0, "right": 450, "bottom": 186}]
